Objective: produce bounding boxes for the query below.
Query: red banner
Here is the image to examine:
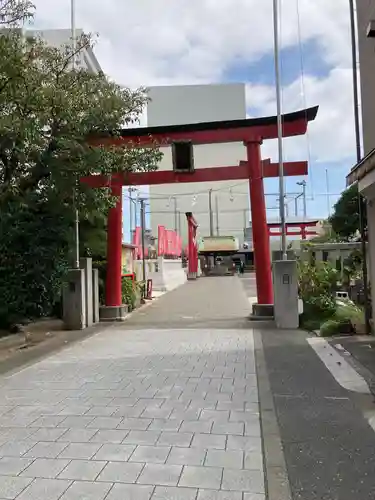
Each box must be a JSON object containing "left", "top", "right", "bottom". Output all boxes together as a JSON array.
[
  {"left": 158, "top": 225, "right": 165, "bottom": 256},
  {"left": 134, "top": 226, "right": 141, "bottom": 259}
]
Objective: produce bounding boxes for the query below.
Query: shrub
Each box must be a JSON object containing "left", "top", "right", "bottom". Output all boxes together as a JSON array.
[
  {"left": 0, "top": 196, "right": 72, "bottom": 329},
  {"left": 320, "top": 319, "right": 342, "bottom": 337},
  {"left": 298, "top": 261, "right": 338, "bottom": 300},
  {"left": 121, "top": 277, "right": 136, "bottom": 311},
  {"left": 298, "top": 261, "right": 339, "bottom": 330}
]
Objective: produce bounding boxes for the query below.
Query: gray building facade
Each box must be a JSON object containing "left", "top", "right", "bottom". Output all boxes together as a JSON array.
[{"left": 357, "top": 0, "right": 375, "bottom": 154}]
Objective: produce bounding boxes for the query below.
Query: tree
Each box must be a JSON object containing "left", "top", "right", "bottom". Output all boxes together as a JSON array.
[
  {"left": 329, "top": 183, "right": 365, "bottom": 241},
  {"left": 0, "top": 32, "right": 161, "bottom": 207},
  {"left": 0, "top": 7, "right": 162, "bottom": 326},
  {"left": 0, "top": 194, "right": 73, "bottom": 328},
  {"left": 0, "top": 0, "right": 34, "bottom": 25}
]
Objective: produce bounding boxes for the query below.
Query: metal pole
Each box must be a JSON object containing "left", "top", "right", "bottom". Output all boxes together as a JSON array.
[
  {"left": 215, "top": 196, "right": 219, "bottom": 235},
  {"left": 272, "top": 0, "right": 287, "bottom": 260},
  {"left": 302, "top": 182, "right": 307, "bottom": 218},
  {"left": 173, "top": 197, "right": 178, "bottom": 233},
  {"left": 208, "top": 189, "right": 214, "bottom": 236},
  {"left": 133, "top": 198, "right": 137, "bottom": 232},
  {"left": 140, "top": 199, "right": 146, "bottom": 284},
  {"left": 71, "top": 0, "right": 79, "bottom": 269},
  {"left": 349, "top": 0, "right": 361, "bottom": 162},
  {"left": 128, "top": 188, "right": 133, "bottom": 243},
  {"left": 294, "top": 196, "right": 298, "bottom": 217},
  {"left": 326, "top": 169, "right": 330, "bottom": 215},
  {"left": 349, "top": 0, "right": 370, "bottom": 333}
]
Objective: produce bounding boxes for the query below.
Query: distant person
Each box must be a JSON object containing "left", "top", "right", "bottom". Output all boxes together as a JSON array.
[{"left": 240, "top": 260, "right": 245, "bottom": 274}]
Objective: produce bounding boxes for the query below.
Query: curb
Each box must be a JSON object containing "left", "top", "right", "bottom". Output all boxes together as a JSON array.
[{"left": 254, "top": 329, "right": 292, "bottom": 500}]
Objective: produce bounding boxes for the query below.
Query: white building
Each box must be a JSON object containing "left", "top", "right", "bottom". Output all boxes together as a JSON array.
[
  {"left": 6, "top": 28, "right": 102, "bottom": 74},
  {"left": 147, "top": 84, "right": 250, "bottom": 246}
]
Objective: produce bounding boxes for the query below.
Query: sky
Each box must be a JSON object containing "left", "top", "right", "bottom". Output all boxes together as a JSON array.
[{"left": 30, "top": 0, "right": 358, "bottom": 239}]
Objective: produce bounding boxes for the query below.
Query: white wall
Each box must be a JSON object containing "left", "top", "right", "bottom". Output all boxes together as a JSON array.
[
  {"left": 147, "top": 84, "right": 249, "bottom": 245},
  {"left": 27, "top": 29, "right": 102, "bottom": 74}
]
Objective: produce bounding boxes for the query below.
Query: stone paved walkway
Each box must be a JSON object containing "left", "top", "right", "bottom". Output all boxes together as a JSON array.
[{"left": 0, "top": 278, "right": 263, "bottom": 499}]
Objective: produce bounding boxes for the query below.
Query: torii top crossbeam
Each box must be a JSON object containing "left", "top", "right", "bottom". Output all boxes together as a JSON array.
[{"left": 92, "top": 106, "right": 318, "bottom": 146}]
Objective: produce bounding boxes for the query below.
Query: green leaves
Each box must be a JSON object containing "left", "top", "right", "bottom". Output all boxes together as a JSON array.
[
  {"left": 329, "top": 184, "right": 364, "bottom": 241},
  {"left": 0, "top": 10, "right": 162, "bottom": 326},
  {"left": 0, "top": 30, "right": 162, "bottom": 208},
  {"left": 0, "top": 0, "right": 34, "bottom": 26},
  {"left": 0, "top": 194, "right": 72, "bottom": 327}
]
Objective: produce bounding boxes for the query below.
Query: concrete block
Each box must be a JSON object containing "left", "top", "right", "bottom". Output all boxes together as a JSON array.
[
  {"left": 99, "top": 305, "right": 128, "bottom": 322},
  {"left": 250, "top": 303, "right": 274, "bottom": 321},
  {"left": 63, "top": 269, "right": 86, "bottom": 330}
]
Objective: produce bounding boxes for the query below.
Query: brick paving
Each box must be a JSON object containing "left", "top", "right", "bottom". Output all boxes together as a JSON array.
[{"left": 0, "top": 277, "right": 264, "bottom": 499}]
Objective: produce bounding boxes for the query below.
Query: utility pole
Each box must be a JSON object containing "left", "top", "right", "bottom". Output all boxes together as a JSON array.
[
  {"left": 294, "top": 196, "right": 299, "bottom": 217},
  {"left": 296, "top": 180, "right": 307, "bottom": 218},
  {"left": 128, "top": 187, "right": 138, "bottom": 242},
  {"left": 173, "top": 197, "right": 178, "bottom": 233},
  {"left": 134, "top": 196, "right": 137, "bottom": 232},
  {"left": 325, "top": 169, "right": 331, "bottom": 216},
  {"left": 71, "top": 0, "right": 80, "bottom": 269},
  {"left": 215, "top": 196, "right": 219, "bottom": 236},
  {"left": 139, "top": 198, "right": 147, "bottom": 286},
  {"left": 349, "top": 0, "right": 370, "bottom": 333},
  {"left": 128, "top": 187, "right": 133, "bottom": 242},
  {"left": 208, "top": 189, "right": 214, "bottom": 236},
  {"left": 273, "top": 0, "right": 287, "bottom": 260}
]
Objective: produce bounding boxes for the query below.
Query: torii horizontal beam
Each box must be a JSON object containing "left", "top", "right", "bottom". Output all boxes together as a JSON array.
[
  {"left": 82, "top": 160, "right": 307, "bottom": 189},
  {"left": 90, "top": 106, "right": 318, "bottom": 147}
]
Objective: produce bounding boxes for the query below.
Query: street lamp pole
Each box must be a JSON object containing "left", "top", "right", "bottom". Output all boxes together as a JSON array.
[
  {"left": 272, "top": 0, "right": 287, "bottom": 260},
  {"left": 296, "top": 180, "right": 307, "bottom": 218},
  {"left": 173, "top": 197, "right": 178, "bottom": 233},
  {"left": 139, "top": 198, "right": 147, "bottom": 285},
  {"left": 349, "top": 0, "right": 370, "bottom": 333},
  {"left": 128, "top": 188, "right": 134, "bottom": 242},
  {"left": 208, "top": 189, "right": 214, "bottom": 236},
  {"left": 71, "top": 0, "right": 80, "bottom": 269},
  {"left": 215, "top": 195, "right": 220, "bottom": 236}
]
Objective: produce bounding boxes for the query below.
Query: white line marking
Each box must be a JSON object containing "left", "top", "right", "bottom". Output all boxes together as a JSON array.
[{"left": 307, "top": 337, "right": 370, "bottom": 394}]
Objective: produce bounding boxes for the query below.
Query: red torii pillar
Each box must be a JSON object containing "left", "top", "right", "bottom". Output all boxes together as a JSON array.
[
  {"left": 246, "top": 140, "right": 273, "bottom": 305},
  {"left": 186, "top": 212, "right": 198, "bottom": 280},
  {"left": 106, "top": 183, "right": 123, "bottom": 307}
]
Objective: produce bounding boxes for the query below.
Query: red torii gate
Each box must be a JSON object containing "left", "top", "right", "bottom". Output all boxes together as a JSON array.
[
  {"left": 268, "top": 220, "right": 320, "bottom": 240},
  {"left": 82, "top": 105, "right": 318, "bottom": 310}
]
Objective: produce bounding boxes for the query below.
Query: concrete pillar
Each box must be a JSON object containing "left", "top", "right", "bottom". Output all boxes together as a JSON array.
[
  {"left": 80, "top": 258, "right": 93, "bottom": 328},
  {"left": 273, "top": 260, "right": 299, "bottom": 329},
  {"left": 92, "top": 268, "right": 100, "bottom": 324},
  {"left": 63, "top": 269, "right": 86, "bottom": 330}
]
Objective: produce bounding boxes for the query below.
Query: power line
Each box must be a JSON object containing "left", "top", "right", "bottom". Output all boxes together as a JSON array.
[{"left": 296, "top": 0, "right": 313, "bottom": 198}]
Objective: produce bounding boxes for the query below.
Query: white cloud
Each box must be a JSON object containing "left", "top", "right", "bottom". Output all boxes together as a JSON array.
[
  {"left": 30, "top": 0, "right": 352, "bottom": 85},
  {"left": 29, "top": 0, "right": 356, "bottom": 169},
  {"left": 249, "top": 67, "right": 356, "bottom": 166}
]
